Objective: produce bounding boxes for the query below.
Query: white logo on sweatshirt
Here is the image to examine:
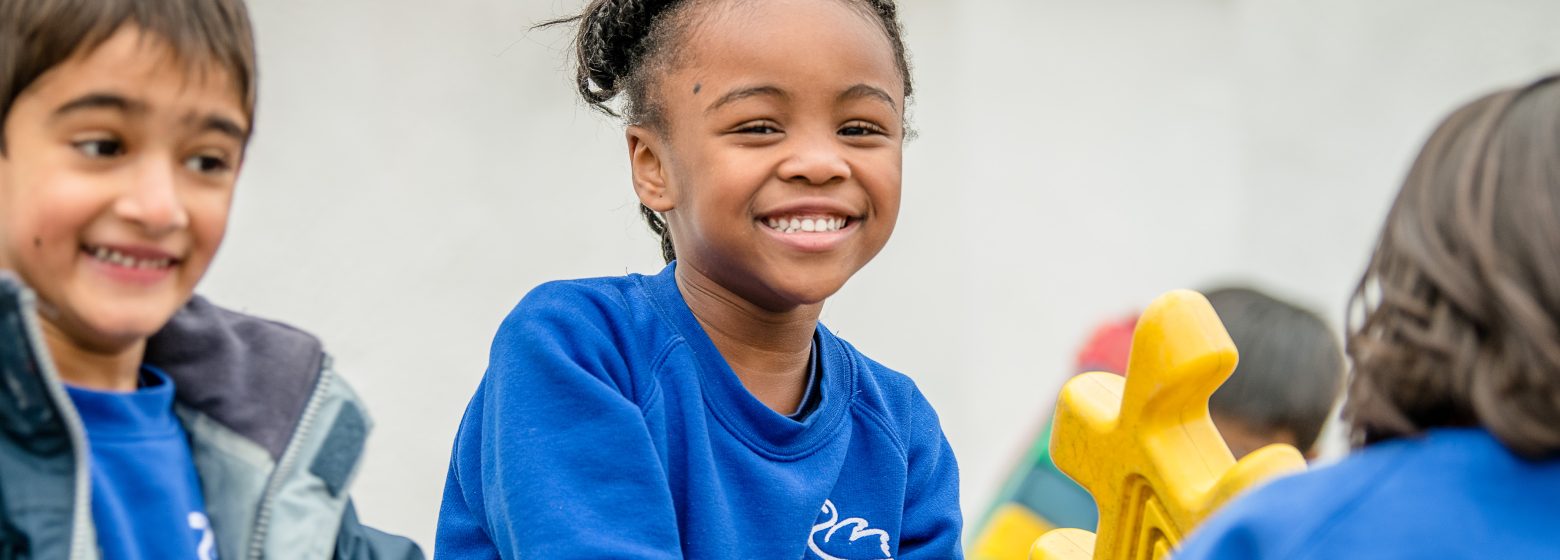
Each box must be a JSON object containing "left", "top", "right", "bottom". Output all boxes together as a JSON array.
[
  {"left": 808, "top": 500, "right": 893, "bottom": 560},
  {"left": 189, "top": 512, "right": 218, "bottom": 560}
]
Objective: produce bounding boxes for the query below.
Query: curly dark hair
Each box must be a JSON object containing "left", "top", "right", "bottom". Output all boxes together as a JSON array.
[
  {"left": 542, "top": 0, "right": 913, "bottom": 263},
  {"left": 1346, "top": 74, "right": 1560, "bottom": 459}
]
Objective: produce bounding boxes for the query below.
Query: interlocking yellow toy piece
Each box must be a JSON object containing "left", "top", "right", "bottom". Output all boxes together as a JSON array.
[{"left": 1031, "top": 290, "right": 1307, "bottom": 560}]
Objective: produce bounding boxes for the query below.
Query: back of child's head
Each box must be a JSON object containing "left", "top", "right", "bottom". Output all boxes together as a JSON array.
[
  {"left": 547, "top": 0, "right": 914, "bottom": 264},
  {"left": 0, "top": 0, "right": 258, "bottom": 152},
  {"left": 1205, "top": 287, "right": 1344, "bottom": 457},
  {"left": 1347, "top": 74, "right": 1560, "bottom": 459}
]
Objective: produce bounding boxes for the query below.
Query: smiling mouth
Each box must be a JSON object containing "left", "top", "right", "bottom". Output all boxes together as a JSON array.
[
  {"left": 81, "top": 244, "right": 179, "bottom": 270},
  {"left": 760, "top": 214, "right": 855, "bottom": 234}
]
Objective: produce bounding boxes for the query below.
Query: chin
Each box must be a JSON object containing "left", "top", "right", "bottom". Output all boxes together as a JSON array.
[
  {"left": 768, "top": 277, "right": 849, "bottom": 308},
  {"left": 65, "top": 296, "right": 185, "bottom": 349}
]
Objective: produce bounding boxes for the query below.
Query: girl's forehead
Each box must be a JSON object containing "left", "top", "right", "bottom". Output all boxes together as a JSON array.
[{"left": 672, "top": 0, "right": 902, "bottom": 96}]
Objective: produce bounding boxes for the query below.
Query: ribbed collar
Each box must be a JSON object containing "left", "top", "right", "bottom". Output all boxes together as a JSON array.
[{"left": 638, "top": 262, "right": 853, "bottom": 460}]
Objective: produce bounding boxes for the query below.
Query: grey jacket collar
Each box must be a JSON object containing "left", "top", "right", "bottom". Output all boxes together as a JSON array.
[{"left": 146, "top": 295, "right": 326, "bottom": 460}]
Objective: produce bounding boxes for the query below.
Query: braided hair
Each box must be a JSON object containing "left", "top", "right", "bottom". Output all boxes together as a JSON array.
[{"left": 542, "top": 0, "right": 913, "bottom": 263}]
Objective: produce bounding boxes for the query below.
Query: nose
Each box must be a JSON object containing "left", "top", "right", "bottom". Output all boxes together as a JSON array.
[
  {"left": 777, "top": 133, "right": 851, "bottom": 186},
  {"left": 113, "top": 158, "right": 189, "bottom": 236}
]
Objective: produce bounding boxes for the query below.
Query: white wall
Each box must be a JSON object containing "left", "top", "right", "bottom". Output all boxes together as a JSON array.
[{"left": 208, "top": 0, "right": 1560, "bottom": 548}]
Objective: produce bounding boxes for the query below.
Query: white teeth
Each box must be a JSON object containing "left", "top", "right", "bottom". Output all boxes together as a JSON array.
[
  {"left": 763, "top": 215, "right": 851, "bottom": 234},
  {"left": 85, "top": 245, "right": 174, "bottom": 270}
]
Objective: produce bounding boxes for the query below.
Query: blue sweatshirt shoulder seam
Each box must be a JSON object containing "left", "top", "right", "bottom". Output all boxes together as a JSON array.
[
  {"left": 522, "top": 276, "right": 681, "bottom": 408},
  {"left": 634, "top": 338, "right": 681, "bottom": 413},
  {"left": 850, "top": 399, "right": 908, "bottom": 462}
]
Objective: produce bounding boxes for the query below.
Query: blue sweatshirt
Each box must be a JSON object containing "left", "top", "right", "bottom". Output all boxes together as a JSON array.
[
  {"left": 65, "top": 366, "right": 216, "bottom": 560},
  {"left": 436, "top": 264, "right": 962, "bottom": 559},
  {"left": 1176, "top": 428, "right": 1560, "bottom": 559}
]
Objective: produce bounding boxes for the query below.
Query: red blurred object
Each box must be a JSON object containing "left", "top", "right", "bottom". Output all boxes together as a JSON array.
[{"left": 1072, "top": 313, "right": 1137, "bottom": 375}]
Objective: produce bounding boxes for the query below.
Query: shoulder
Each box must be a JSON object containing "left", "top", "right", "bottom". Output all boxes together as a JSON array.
[
  {"left": 146, "top": 296, "right": 332, "bottom": 459},
  {"left": 1177, "top": 439, "right": 1419, "bottom": 559},
  {"left": 509, "top": 276, "right": 642, "bottom": 323},
  {"left": 493, "top": 275, "right": 653, "bottom": 346},
  {"left": 832, "top": 334, "right": 922, "bottom": 409},
  {"left": 829, "top": 333, "right": 946, "bottom": 449},
  {"left": 484, "top": 275, "right": 674, "bottom": 397}
]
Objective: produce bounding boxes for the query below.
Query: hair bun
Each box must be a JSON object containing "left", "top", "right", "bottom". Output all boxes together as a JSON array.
[{"left": 573, "top": 0, "right": 679, "bottom": 108}]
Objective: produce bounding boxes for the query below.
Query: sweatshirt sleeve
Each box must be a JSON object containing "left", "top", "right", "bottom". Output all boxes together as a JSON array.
[
  {"left": 435, "top": 283, "right": 681, "bottom": 559},
  {"left": 897, "top": 387, "right": 964, "bottom": 559}
]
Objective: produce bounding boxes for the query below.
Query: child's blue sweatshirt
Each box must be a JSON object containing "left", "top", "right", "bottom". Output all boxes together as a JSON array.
[
  {"left": 1176, "top": 428, "right": 1560, "bottom": 559},
  {"left": 436, "top": 263, "right": 962, "bottom": 559}
]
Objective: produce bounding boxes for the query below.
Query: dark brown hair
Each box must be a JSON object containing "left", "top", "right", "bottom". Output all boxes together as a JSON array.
[
  {"left": 0, "top": 0, "right": 258, "bottom": 153},
  {"left": 1207, "top": 286, "right": 1345, "bottom": 454},
  {"left": 543, "top": 0, "right": 914, "bottom": 263},
  {"left": 1346, "top": 74, "right": 1560, "bottom": 459}
]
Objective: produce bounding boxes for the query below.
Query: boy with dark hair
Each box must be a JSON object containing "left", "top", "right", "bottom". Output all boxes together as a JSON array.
[
  {"left": 0, "top": 1, "right": 421, "bottom": 558},
  {"left": 1205, "top": 287, "right": 1345, "bottom": 459}
]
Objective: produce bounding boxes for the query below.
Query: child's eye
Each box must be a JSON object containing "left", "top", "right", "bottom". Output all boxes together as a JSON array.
[
  {"left": 73, "top": 138, "right": 126, "bottom": 159},
  {"left": 839, "top": 121, "right": 887, "bottom": 137},
  {"left": 734, "top": 121, "right": 782, "bottom": 135},
  {"left": 184, "top": 153, "right": 232, "bottom": 175}
]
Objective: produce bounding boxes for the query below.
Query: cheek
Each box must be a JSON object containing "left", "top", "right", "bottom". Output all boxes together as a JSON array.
[
  {"left": 184, "top": 189, "right": 234, "bottom": 266},
  {"left": 2, "top": 174, "right": 103, "bottom": 270},
  {"left": 862, "top": 152, "right": 903, "bottom": 220}
]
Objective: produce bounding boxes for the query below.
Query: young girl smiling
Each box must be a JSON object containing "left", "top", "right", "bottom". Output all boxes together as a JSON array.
[{"left": 435, "top": 0, "right": 962, "bottom": 557}]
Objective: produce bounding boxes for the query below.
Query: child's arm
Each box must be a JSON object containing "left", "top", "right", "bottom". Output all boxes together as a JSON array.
[
  {"left": 897, "top": 388, "right": 964, "bottom": 559},
  {"left": 436, "top": 284, "right": 681, "bottom": 559}
]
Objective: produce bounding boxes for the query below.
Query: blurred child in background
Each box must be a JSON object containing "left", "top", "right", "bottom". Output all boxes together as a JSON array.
[{"left": 972, "top": 286, "right": 1344, "bottom": 558}]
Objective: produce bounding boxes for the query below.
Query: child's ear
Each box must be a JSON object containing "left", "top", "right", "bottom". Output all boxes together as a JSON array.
[{"left": 627, "top": 125, "right": 674, "bottom": 213}]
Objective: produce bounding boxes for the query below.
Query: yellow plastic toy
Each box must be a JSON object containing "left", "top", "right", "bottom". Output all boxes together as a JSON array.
[{"left": 1031, "top": 290, "right": 1307, "bottom": 560}]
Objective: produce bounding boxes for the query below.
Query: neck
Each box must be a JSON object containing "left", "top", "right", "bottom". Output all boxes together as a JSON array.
[
  {"left": 39, "top": 315, "right": 145, "bottom": 392},
  {"left": 676, "top": 264, "right": 819, "bottom": 415}
]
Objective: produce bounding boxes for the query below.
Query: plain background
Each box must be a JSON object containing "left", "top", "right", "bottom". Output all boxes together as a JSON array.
[{"left": 205, "top": 0, "right": 1560, "bottom": 549}]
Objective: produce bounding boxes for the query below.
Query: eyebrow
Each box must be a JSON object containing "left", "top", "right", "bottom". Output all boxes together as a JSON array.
[
  {"left": 838, "top": 84, "right": 897, "bottom": 110},
  {"left": 51, "top": 92, "right": 147, "bottom": 120},
  {"left": 705, "top": 85, "right": 788, "bottom": 115},
  {"left": 704, "top": 84, "right": 899, "bottom": 116},
  {"left": 193, "top": 114, "right": 249, "bottom": 142},
  {"left": 51, "top": 91, "right": 249, "bottom": 141}
]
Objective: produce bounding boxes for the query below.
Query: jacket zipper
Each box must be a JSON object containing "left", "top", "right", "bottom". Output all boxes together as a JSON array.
[
  {"left": 245, "top": 358, "right": 335, "bottom": 560},
  {"left": 15, "top": 290, "right": 97, "bottom": 560}
]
